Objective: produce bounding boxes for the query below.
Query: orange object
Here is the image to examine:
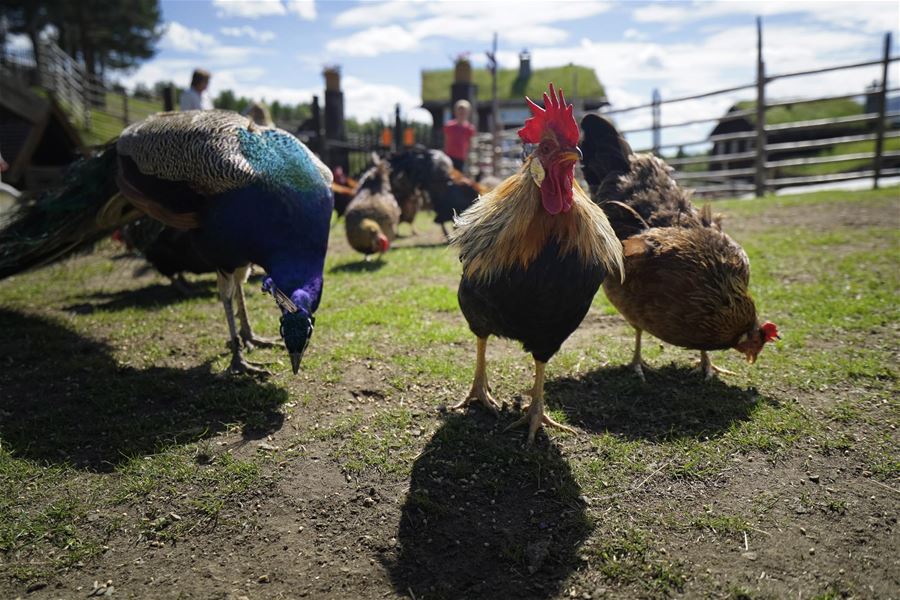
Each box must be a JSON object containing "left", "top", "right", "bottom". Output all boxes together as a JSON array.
[
  {"left": 403, "top": 127, "right": 415, "bottom": 147},
  {"left": 380, "top": 128, "right": 393, "bottom": 147}
]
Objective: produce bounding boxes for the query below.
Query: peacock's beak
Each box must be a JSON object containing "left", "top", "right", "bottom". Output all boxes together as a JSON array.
[{"left": 290, "top": 352, "right": 303, "bottom": 374}]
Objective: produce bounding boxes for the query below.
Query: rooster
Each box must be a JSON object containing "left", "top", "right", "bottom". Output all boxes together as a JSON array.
[
  {"left": 344, "top": 155, "right": 399, "bottom": 258},
  {"left": 388, "top": 148, "right": 454, "bottom": 234},
  {"left": 449, "top": 85, "right": 623, "bottom": 445},
  {"left": 0, "top": 110, "right": 333, "bottom": 375},
  {"left": 580, "top": 113, "right": 779, "bottom": 380}
]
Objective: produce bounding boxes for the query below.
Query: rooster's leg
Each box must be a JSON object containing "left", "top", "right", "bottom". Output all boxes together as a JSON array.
[
  {"left": 218, "top": 271, "right": 268, "bottom": 376},
  {"left": 505, "top": 360, "right": 577, "bottom": 446},
  {"left": 451, "top": 337, "right": 500, "bottom": 415},
  {"left": 697, "top": 351, "right": 735, "bottom": 379},
  {"left": 628, "top": 328, "right": 652, "bottom": 381},
  {"left": 233, "top": 266, "right": 276, "bottom": 349}
]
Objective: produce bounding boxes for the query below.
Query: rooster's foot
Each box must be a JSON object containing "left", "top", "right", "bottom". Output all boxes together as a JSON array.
[
  {"left": 505, "top": 400, "right": 577, "bottom": 446},
  {"left": 451, "top": 383, "right": 500, "bottom": 416}
]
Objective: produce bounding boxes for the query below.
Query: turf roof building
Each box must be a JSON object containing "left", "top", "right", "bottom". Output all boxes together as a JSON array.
[{"left": 421, "top": 51, "right": 609, "bottom": 135}]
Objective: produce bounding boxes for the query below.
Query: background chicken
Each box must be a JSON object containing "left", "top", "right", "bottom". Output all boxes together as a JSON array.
[
  {"left": 116, "top": 219, "right": 216, "bottom": 296},
  {"left": 450, "top": 84, "right": 623, "bottom": 445},
  {"left": 344, "top": 155, "right": 400, "bottom": 258},
  {"left": 388, "top": 147, "right": 453, "bottom": 233},
  {"left": 0, "top": 110, "right": 333, "bottom": 375},
  {"left": 580, "top": 113, "right": 779, "bottom": 380}
]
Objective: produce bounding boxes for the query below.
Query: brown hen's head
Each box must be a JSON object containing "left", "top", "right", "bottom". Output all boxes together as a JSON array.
[
  {"left": 518, "top": 83, "right": 581, "bottom": 215},
  {"left": 734, "top": 321, "right": 780, "bottom": 364}
]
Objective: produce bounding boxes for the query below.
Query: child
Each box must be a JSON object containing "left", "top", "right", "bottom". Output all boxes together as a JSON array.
[{"left": 443, "top": 99, "right": 476, "bottom": 172}]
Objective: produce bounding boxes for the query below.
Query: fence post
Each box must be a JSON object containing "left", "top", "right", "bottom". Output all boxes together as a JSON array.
[
  {"left": 651, "top": 88, "right": 661, "bottom": 155},
  {"left": 394, "top": 103, "right": 402, "bottom": 153},
  {"left": 122, "top": 92, "right": 129, "bottom": 125},
  {"left": 872, "top": 31, "right": 892, "bottom": 190},
  {"left": 754, "top": 16, "right": 767, "bottom": 198}
]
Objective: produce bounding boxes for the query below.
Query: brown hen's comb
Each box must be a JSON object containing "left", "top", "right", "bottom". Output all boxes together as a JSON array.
[
  {"left": 762, "top": 321, "right": 780, "bottom": 342},
  {"left": 518, "top": 83, "right": 578, "bottom": 147}
]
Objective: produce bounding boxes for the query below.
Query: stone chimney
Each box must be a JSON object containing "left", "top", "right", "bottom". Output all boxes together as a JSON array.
[{"left": 518, "top": 49, "right": 531, "bottom": 79}]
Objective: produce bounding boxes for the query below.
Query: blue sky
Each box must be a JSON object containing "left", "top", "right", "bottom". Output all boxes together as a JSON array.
[{"left": 56, "top": 1, "right": 900, "bottom": 148}]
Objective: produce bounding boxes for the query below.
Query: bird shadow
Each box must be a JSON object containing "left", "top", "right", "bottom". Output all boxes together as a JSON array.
[
  {"left": 65, "top": 280, "right": 217, "bottom": 313},
  {"left": 546, "top": 363, "right": 767, "bottom": 441},
  {"left": 385, "top": 412, "right": 590, "bottom": 600},
  {"left": 0, "top": 309, "right": 287, "bottom": 472},
  {"left": 329, "top": 259, "right": 387, "bottom": 274}
]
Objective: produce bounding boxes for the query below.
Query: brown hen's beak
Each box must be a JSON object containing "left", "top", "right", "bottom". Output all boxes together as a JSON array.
[
  {"left": 290, "top": 352, "right": 303, "bottom": 374},
  {"left": 745, "top": 352, "right": 758, "bottom": 365}
]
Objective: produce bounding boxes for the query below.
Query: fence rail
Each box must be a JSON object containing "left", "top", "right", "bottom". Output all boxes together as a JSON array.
[{"left": 600, "top": 23, "right": 898, "bottom": 197}]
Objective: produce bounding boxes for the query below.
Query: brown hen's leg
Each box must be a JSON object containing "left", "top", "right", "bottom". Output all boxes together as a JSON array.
[
  {"left": 628, "top": 328, "right": 652, "bottom": 381},
  {"left": 218, "top": 271, "right": 268, "bottom": 376},
  {"left": 697, "top": 350, "right": 735, "bottom": 379},
  {"left": 233, "top": 266, "right": 276, "bottom": 349},
  {"left": 505, "top": 360, "right": 577, "bottom": 445},
  {"left": 451, "top": 337, "right": 500, "bottom": 415}
]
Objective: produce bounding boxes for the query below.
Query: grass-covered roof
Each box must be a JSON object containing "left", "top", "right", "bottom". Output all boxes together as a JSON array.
[{"left": 422, "top": 64, "right": 605, "bottom": 103}]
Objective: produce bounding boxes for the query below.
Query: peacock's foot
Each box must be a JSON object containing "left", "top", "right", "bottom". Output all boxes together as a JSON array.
[
  {"left": 505, "top": 401, "right": 577, "bottom": 446},
  {"left": 228, "top": 355, "right": 270, "bottom": 377},
  {"left": 451, "top": 381, "right": 500, "bottom": 415},
  {"left": 240, "top": 331, "right": 278, "bottom": 350}
]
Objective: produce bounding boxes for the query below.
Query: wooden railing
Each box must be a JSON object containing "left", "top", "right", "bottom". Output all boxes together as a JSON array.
[{"left": 602, "top": 23, "right": 898, "bottom": 197}]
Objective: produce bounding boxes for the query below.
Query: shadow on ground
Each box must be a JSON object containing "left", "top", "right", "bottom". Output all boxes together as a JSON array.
[
  {"left": 385, "top": 412, "right": 589, "bottom": 600},
  {"left": 329, "top": 259, "right": 387, "bottom": 274},
  {"left": 0, "top": 309, "right": 286, "bottom": 471},
  {"left": 547, "top": 363, "right": 765, "bottom": 440},
  {"left": 65, "top": 279, "right": 217, "bottom": 313}
]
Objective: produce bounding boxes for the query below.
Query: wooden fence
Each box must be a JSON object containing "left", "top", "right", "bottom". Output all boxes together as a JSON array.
[{"left": 604, "top": 23, "right": 899, "bottom": 197}]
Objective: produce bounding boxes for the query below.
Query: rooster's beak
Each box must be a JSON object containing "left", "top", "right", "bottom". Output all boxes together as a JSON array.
[{"left": 559, "top": 149, "right": 582, "bottom": 163}]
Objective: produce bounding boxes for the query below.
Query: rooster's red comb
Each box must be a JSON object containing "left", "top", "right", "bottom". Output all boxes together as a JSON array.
[
  {"left": 762, "top": 321, "right": 780, "bottom": 342},
  {"left": 518, "top": 83, "right": 578, "bottom": 147}
]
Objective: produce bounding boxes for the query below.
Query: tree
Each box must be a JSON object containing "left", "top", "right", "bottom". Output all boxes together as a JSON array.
[{"left": 0, "top": 0, "right": 162, "bottom": 78}]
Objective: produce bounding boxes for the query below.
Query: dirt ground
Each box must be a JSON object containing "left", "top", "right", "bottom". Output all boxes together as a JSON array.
[{"left": 2, "top": 192, "right": 898, "bottom": 600}]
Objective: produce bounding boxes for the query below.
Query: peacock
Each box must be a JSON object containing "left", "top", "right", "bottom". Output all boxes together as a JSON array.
[{"left": 0, "top": 110, "right": 334, "bottom": 375}]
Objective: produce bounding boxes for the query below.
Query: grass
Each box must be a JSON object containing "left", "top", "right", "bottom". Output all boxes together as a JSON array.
[
  {"left": 780, "top": 135, "right": 900, "bottom": 177},
  {"left": 0, "top": 186, "right": 898, "bottom": 598}
]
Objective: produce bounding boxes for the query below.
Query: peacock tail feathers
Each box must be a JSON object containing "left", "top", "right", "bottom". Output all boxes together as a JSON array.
[
  {"left": 0, "top": 142, "right": 139, "bottom": 279},
  {"left": 118, "top": 110, "right": 332, "bottom": 196}
]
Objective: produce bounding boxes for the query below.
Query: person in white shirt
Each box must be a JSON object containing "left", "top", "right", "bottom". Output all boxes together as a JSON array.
[{"left": 179, "top": 69, "right": 212, "bottom": 111}]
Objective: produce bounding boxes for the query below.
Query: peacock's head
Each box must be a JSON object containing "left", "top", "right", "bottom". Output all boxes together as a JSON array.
[
  {"left": 280, "top": 311, "right": 314, "bottom": 374},
  {"left": 263, "top": 277, "right": 315, "bottom": 374}
]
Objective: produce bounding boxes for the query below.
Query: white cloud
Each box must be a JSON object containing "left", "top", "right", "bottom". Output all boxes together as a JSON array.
[
  {"left": 285, "top": 0, "right": 316, "bottom": 20},
  {"left": 220, "top": 26, "right": 276, "bottom": 43},
  {"left": 160, "top": 22, "right": 216, "bottom": 52},
  {"left": 327, "top": 1, "right": 612, "bottom": 57},
  {"left": 212, "top": 0, "right": 316, "bottom": 20},
  {"left": 325, "top": 25, "right": 421, "bottom": 57},
  {"left": 623, "top": 28, "right": 647, "bottom": 41},
  {"left": 633, "top": 1, "right": 896, "bottom": 35}
]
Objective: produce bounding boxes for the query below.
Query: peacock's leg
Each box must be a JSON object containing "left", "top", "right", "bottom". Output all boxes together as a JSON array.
[
  {"left": 628, "top": 328, "right": 652, "bottom": 381},
  {"left": 505, "top": 359, "right": 577, "bottom": 446},
  {"left": 697, "top": 350, "right": 735, "bottom": 379},
  {"left": 451, "top": 337, "right": 500, "bottom": 415},
  {"left": 219, "top": 270, "right": 267, "bottom": 376},
  {"left": 233, "top": 265, "right": 276, "bottom": 349},
  {"left": 169, "top": 273, "right": 196, "bottom": 297}
]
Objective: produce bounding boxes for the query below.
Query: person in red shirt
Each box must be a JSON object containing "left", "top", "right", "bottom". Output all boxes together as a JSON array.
[{"left": 443, "top": 99, "right": 476, "bottom": 172}]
